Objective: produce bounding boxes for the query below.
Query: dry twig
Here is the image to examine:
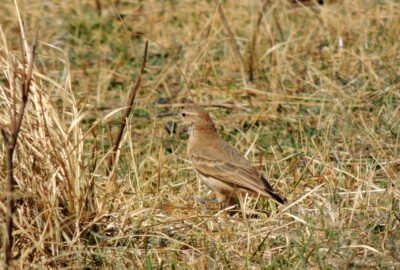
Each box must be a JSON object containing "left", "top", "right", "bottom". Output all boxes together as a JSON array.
[
  {"left": 1, "top": 25, "right": 37, "bottom": 270},
  {"left": 248, "top": 0, "right": 269, "bottom": 82},
  {"left": 215, "top": 0, "right": 248, "bottom": 86},
  {"left": 107, "top": 40, "right": 148, "bottom": 176},
  {"left": 95, "top": 0, "right": 102, "bottom": 16}
]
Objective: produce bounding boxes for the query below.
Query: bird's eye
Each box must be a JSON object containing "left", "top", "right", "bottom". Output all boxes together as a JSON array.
[{"left": 181, "top": 113, "right": 187, "bottom": 118}]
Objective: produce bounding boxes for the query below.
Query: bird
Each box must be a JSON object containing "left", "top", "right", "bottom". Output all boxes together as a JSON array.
[{"left": 181, "top": 105, "right": 286, "bottom": 206}]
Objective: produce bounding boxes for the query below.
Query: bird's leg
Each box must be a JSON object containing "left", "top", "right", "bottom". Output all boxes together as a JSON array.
[{"left": 216, "top": 193, "right": 239, "bottom": 215}]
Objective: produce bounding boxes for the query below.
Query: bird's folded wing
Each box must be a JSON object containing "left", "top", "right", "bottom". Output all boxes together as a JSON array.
[{"left": 189, "top": 152, "right": 271, "bottom": 195}]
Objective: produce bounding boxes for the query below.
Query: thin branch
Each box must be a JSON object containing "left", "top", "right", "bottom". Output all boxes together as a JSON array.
[
  {"left": 95, "top": 0, "right": 102, "bottom": 16},
  {"left": 11, "top": 36, "right": 37, "bottom": 148},
  {"left": 3, "top": 24, "right": 37, "bottom": 270},
  {"left": 107, "top": 40, "right": 148, "bottom": 176},
  {"left": 9, "top": 61, "right": 17, "bottom": 132},
  {"left": 3, "top": 128, "right": 14, "bottom": 270},
  {"left": 215, "top": 0, "right": 247, "bottom": 86},
  {"left": 251, "top": 231, "right": 271, "bottom": 259},
  {"left": 1, "top": 129, "right": 9, "bottom": 145},
  {"left": 248, "top": 0, "right": 269, "bottom": 82},
  {"left": 272, "top": 12, "right": 284, "bottom": 42},
  {"left": 156, "top": 103, "right": 239, "bottom": 110}
]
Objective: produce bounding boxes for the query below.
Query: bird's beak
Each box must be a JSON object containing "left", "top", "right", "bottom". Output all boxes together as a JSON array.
[{"left": 156, "top": 112, "right": 178, "bottom": 118}]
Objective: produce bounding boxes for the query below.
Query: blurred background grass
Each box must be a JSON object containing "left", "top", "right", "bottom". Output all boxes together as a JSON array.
[{"left": 0, "top": 0, "right": 399, "bottom": 268}]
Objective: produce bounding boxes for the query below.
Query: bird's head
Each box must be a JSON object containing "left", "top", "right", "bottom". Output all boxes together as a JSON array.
[{"left": 180, "top": 106, "right": 215, "bottom": 131}]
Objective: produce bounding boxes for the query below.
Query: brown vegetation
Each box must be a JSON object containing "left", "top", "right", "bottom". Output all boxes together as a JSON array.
[{"left": 0, "top": 0, "right": 399, "bottom": 268}]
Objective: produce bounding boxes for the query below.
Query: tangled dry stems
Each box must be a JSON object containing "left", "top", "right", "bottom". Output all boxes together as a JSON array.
[{"left": 0, "top": 0, "right": 399, "bottom": 268}]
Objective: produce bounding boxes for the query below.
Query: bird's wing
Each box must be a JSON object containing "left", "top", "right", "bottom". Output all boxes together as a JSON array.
[
  {"left": 189, "top": 150, "right": 270, "bottom": 196},
  {"left": 189, "top": 143, "right": 287, "bottom": 204}
]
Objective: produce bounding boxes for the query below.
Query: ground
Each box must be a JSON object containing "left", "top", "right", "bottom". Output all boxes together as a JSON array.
[{"left": 0, "top": 0, "right": 399, "bottom": 269}]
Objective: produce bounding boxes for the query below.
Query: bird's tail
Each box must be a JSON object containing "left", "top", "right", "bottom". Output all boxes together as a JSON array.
[
  {"left": 267, "top": 190, "right": 287, "bottom": 204},
  {"left": 260, "top": 175, "right": 287, "bottom": 204}
]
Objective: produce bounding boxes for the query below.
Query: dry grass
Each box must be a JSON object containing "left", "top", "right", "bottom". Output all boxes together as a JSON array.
[{"left": 1, "top": 0, "right": 399, "bottom": 269}]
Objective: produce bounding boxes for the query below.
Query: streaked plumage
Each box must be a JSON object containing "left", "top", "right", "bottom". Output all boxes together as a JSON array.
[{"left": 181, "top": 106, "right": 286, "bottom": 205}]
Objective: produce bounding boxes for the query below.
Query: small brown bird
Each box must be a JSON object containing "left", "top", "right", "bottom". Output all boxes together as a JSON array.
[{"left": 181, "top": 106, "right": 286, "bottom": 206}]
